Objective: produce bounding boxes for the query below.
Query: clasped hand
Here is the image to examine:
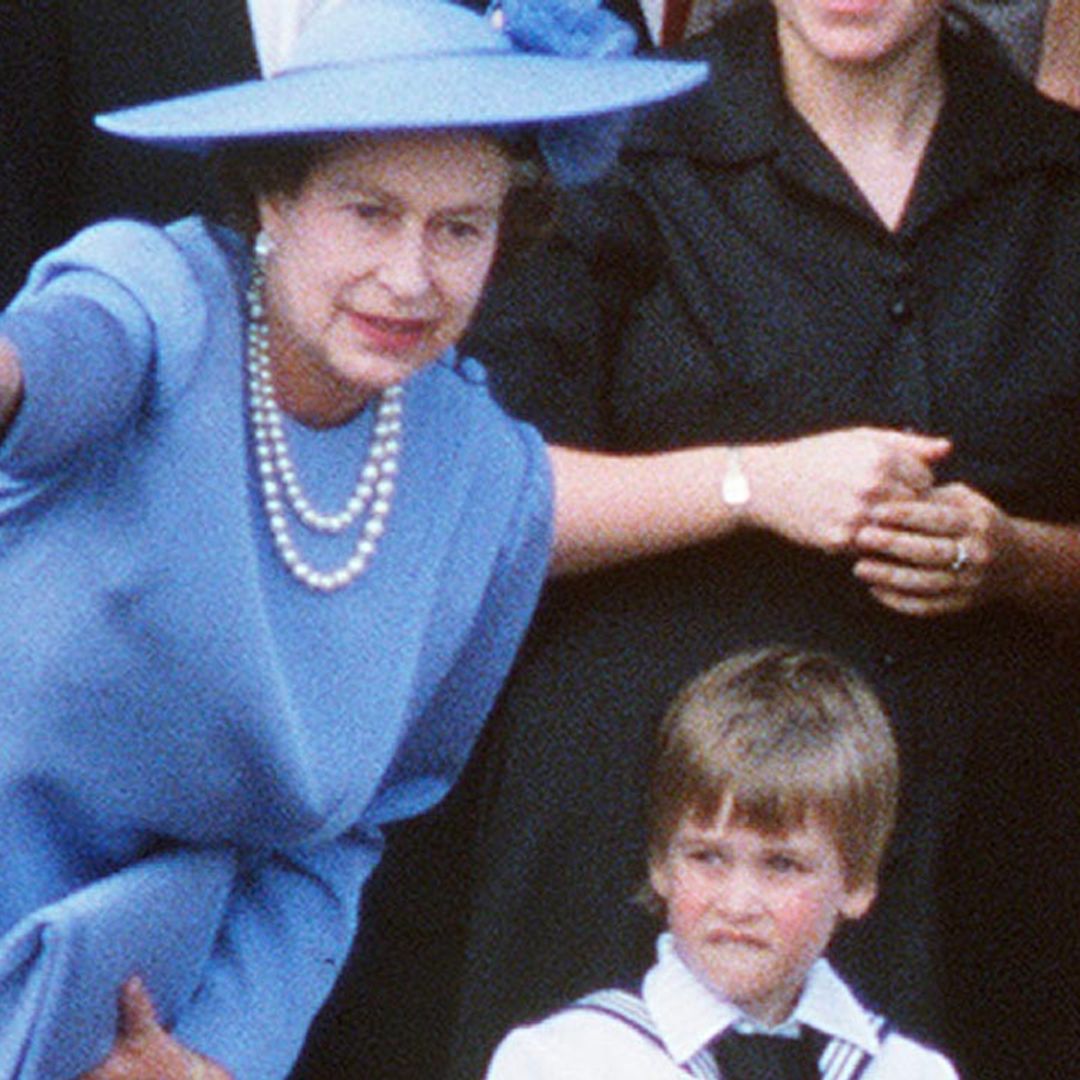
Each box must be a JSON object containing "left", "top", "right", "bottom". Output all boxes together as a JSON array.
[
  {"left": 853, "top": 481, "right": 1018, "bottom": 617},
  {"left": 745, "top": 427, "right": 1015, "bottom": 617}
]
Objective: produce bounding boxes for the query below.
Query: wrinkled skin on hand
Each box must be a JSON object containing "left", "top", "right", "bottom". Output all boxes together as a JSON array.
[{"left": 853, "top": 481, "right": 1020, "bottom": 617}]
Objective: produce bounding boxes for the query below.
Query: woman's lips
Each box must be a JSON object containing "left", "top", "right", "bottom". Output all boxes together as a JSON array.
[{"left": 349, "top": 310, "right": 433, "bottom": 355}]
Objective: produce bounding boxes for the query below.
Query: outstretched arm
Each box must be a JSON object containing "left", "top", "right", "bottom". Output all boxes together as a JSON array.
[
  {"left": 1038, "top": 0, "right": 1080, "bottom": 108},
  {"left": 548, "top": 427, "right": 952, "bottom": 575},
  {"left": 548, "top": 442, "right": 733, "bottom": 575}
]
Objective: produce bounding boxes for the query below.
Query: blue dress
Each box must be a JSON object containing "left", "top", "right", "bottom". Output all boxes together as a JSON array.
[{"left": 0, "top": 217, "right": 551, "bottom": 1078}]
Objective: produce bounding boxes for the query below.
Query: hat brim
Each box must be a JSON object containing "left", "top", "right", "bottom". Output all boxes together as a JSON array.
[{"left": 96, "top": 55, "right": 708, "bottom": 149}]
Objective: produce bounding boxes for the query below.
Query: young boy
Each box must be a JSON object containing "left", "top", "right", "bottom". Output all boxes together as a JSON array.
[{"left": 485, "top": 646, "right": 959, "bottom": 1079}]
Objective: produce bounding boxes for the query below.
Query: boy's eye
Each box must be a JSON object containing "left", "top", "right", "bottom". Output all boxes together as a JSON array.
[
  {"left": 685, "top": 846, "right": 726, "bottom": 867},
  {"left": 764, "top": 853, "right": 803, "bottom": 874}
]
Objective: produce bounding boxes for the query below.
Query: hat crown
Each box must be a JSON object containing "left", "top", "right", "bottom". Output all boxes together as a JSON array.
[
  {"left": 287, "top": 0, "right": 509, "bottom": 74},
  {"left": 95, "top": 0, "right": 709, "bottom": 186}
]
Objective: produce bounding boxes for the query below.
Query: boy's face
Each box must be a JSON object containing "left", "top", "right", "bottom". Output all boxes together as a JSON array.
[{"left": 649, "top": 811, "right": 875, "bottom": 1026}]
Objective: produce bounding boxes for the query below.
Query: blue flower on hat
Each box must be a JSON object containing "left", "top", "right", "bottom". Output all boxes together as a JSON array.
[
  {"left": 489, "top": 0, "right": 639, "bottom": 184},
  {"left": 493, "top": 0, "right": 638, "bottom": 59}
]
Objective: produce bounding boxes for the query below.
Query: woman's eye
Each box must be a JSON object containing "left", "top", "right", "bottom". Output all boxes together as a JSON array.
[
  {"left": 431, "top": 217, "right": 492, "bottom": 257},
  {"left": 445, "top": 219, "right": 481, "bottom": 240},
  {"left": 443, "top": 221, "right": 481, "bottom": 245},
  {"left": 351, "top": 202, "right": 390, "bottom": 224}
]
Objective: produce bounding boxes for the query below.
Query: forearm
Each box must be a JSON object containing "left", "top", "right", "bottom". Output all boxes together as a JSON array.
[
  {"left": 1000, "top": 515, "right": 1080, "bottom": 615},
  {"left": 549, "top": 443, "right": 739, "bottom": 576},
  {"left": 0, "top": 338, "right": 24, "bottom": 437},
  {"left": 1037, "top": 0, "right": 1080, "bottom": 108},
  {"left": 548, "top": 426, "right": 951, "bottom": 577}
]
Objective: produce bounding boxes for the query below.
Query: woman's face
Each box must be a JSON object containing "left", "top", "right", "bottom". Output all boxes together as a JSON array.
[
  {"left": 258, "top": 131, "right": 511, "bottom": 424},
  {"left": 772, "top": 0, "right": 943, "bottom": 70}
]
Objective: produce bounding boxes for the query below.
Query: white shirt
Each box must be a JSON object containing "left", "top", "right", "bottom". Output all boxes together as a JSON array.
[{"left": 486, "top": 934, "right": 960, "bottom": 1079}]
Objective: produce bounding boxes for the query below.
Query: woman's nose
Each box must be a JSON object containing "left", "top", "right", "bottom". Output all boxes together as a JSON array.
[{"left": 376, "top": 225, "right": 432, "bottom": 300}]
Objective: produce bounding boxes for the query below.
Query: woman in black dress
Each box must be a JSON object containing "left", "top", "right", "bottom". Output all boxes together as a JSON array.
[{"left": 332, "top": 3, "right": 1080, "bottom": 1079}]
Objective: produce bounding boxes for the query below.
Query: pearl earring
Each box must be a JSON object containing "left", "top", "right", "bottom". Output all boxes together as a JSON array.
[{"left": 254, "top": 230, "right": 274, "bottom": 264}]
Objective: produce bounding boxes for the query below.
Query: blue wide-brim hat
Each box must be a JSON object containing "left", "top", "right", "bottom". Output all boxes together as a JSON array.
[{"left": 96, "top": 0, "right": 708, "bottom": 184}]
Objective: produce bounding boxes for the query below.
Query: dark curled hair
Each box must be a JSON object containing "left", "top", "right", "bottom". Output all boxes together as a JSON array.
[
  {"left": 208, "top": 131, "right": 558, "bottom": 268},
  {"left": 210, "top": 138, "right": 326, "bottom": 238}
]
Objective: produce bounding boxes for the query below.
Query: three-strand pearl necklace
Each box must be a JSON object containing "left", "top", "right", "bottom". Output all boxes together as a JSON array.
[{"left": 246, "top": 249, "right": 403, "bottom": 593}]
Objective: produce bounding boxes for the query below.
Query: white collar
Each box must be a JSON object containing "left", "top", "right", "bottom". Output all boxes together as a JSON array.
[{"left": 644, "top": 933, "right": 884, "bottom": 1067}]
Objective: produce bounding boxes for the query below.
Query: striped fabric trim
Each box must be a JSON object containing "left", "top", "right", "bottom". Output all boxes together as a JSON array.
[
  {"left": 819, "top": 1015, "right": 892, "bottom": 1080},
  {"left": 574, "top": 989, "right": 892, "bottom": 1080},
  {"left": 575, "top": 990, "right": 719, "bottom": 1078}
]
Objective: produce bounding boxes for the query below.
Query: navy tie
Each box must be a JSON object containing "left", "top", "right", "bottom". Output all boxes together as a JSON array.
[{"left": 711, "top": 1030, "right": 819, "bottom": 1080}]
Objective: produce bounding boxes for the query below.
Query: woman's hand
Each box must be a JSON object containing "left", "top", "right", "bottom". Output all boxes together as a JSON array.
[
  {"left": 742, "top": 427, "right": 952, "bottom": 554},
  {"left": 852, "top": 482, "right": 1019, "bottom": 617},
  {"left": 79, "top": 977, "right": 232, "bottom": 1080},
  {"left": 546, "top": 426, "right": 949, "bottom": 576}
]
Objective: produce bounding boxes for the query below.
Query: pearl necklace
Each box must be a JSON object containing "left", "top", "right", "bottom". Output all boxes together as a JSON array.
[{"left": 245, "top": 255, "right": 403, "bottom": 594}]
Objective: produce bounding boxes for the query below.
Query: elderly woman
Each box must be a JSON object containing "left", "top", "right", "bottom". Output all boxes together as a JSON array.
[
  {"left": 0, "top": 2, "right": 719, "bottom": 1078},
  {"left": 346, "top": 2, "right": 1080, "bottom": 1079}
]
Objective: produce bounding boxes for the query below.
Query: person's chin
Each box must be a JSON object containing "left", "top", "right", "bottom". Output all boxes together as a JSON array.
[
  {"left": 707, "top": 971, "right": 774, "bottom": 1012},
  {"left": 331, "top": 343, "right": 430, "bottom": 391},
  {"left": 691, "top": 940, "right": 772, "bottom": 986}
]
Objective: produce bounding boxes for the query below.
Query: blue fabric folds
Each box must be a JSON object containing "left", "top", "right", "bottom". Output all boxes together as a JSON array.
[{"left": 0, "top": 849, "right": 235, "bottom": 1078}]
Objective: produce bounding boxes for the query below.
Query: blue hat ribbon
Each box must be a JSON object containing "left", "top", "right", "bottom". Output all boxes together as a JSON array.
[{"left": 488, "top": 0, "right": 639, "bottom": 184}]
